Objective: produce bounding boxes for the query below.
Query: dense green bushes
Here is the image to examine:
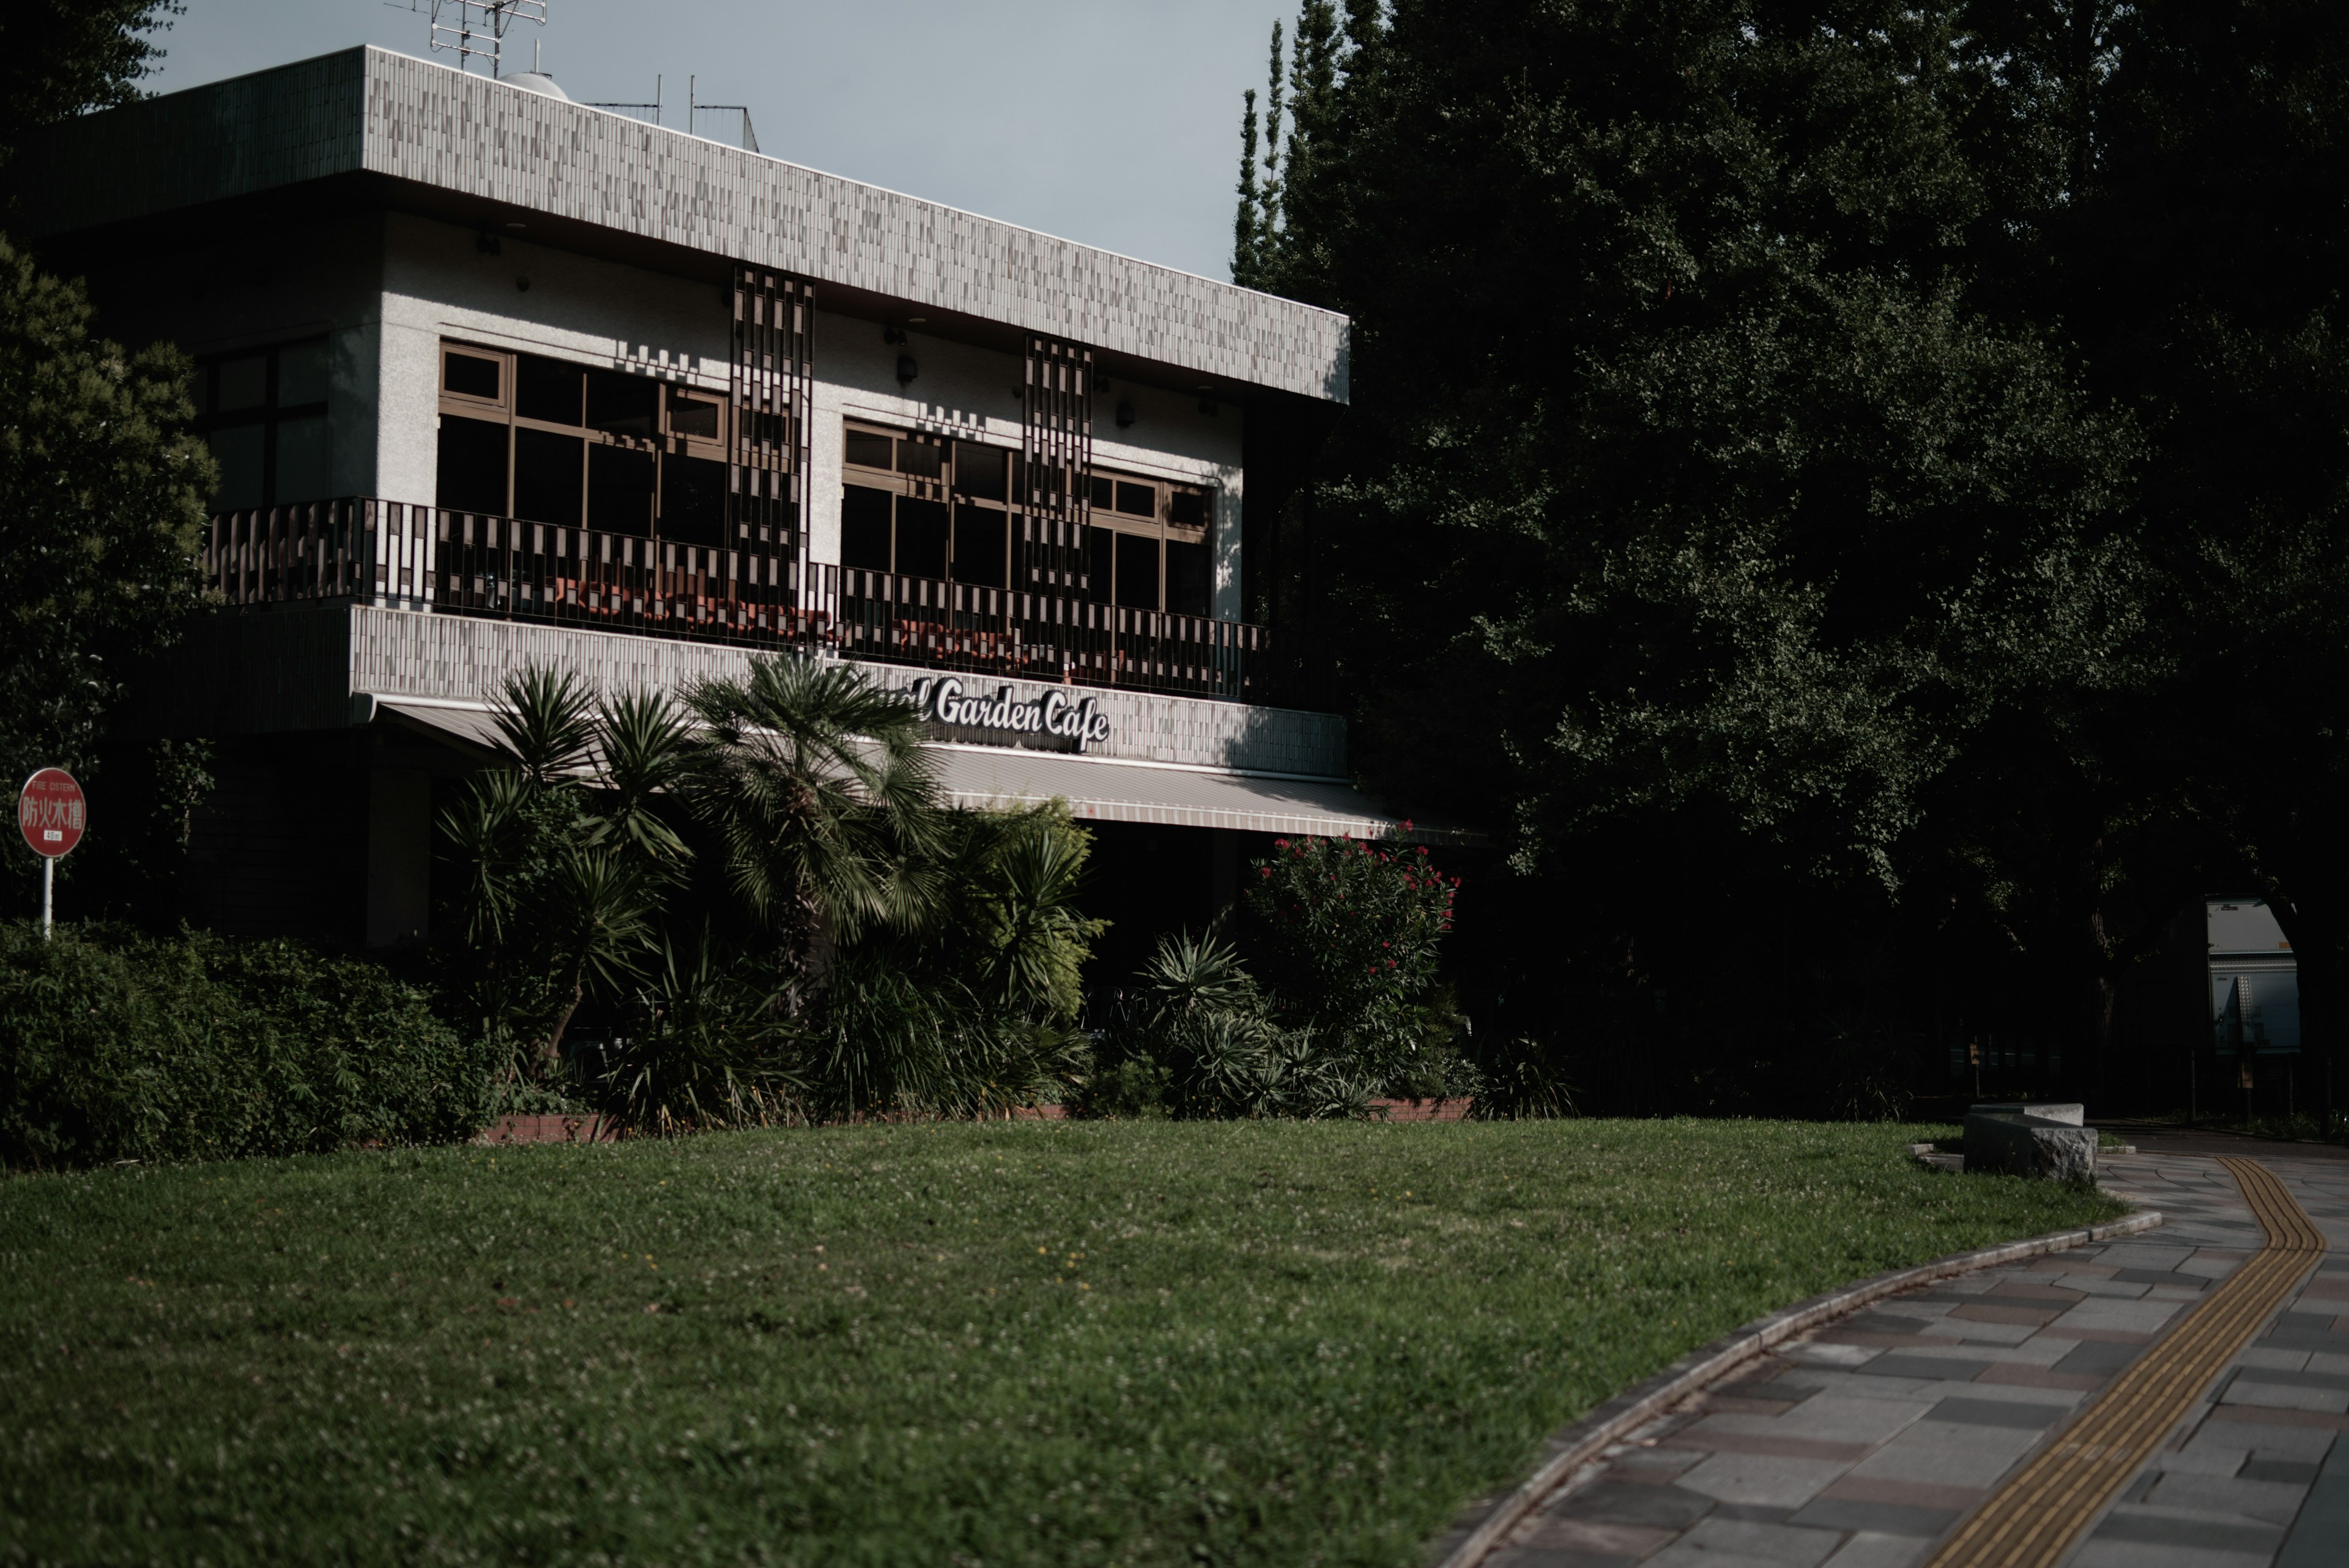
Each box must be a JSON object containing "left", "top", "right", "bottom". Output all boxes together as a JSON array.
[{"left": 0, "top": 924, "right": 494, "bottom": 1169}]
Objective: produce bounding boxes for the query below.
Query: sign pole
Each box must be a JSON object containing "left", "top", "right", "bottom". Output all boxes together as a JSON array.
[{"left": 17, "top": 767, "right": 86, "bottom": 938}]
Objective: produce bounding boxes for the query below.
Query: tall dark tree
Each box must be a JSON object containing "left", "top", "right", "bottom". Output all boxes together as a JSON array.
[
  {"left": 0, "top": 238, "right": 210, "bottom": 914},
  {"left": 0, "top": 1, "right": 207, "bottom": 923},
  {"left": 0, "top": 0, "right": 176, "bottom": 162},
  {"left": 1236, "top": 1, "right": 2161, "bottom": 1108}
]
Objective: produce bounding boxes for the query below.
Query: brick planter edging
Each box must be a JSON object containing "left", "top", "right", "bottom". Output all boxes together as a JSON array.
[{"left": 1422, "top": 1206, "right": 2168, "bottom": 1568}]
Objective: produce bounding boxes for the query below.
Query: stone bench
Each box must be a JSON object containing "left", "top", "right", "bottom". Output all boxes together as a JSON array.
[{"left": 1963, "top": 1101, "right": 2097, "bottom": 1181}]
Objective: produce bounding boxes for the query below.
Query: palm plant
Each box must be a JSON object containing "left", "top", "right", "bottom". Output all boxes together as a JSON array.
[
  {"left": 604, "top": 934, "right": 801, "bottom": 1135},
  {"left": 438, "top": 667, "right": 689, "bottom": 1082},
  {"left": 682, "top": 654, "right": 945, "bottom": 982}
]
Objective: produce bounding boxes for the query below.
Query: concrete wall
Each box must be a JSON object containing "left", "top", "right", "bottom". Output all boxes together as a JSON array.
[
  {"left": 147, "top": 604, "right": 1348, "bottom": 780},
  {"left": 11, "top": 46, "right": 1349, "bottom": 403}
]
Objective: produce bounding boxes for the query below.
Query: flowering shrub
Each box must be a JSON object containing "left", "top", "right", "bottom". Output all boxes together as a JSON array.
[{"left": 1241, "top": 825, "right": 1459, "bottom": 1084}]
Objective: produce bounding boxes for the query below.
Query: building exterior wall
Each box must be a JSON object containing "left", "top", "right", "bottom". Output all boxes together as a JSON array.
[
  {"left": 10, "top": 46, "right": 1349, "bottom": 404},
  {"left": 372, "top": 214, "right": 1245, "bottom": 618},
  {"left": 146, "top": 604, "right": 1349, "bottom": 779}
]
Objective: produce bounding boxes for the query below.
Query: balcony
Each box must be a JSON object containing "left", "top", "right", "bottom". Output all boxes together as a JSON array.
[{"left": 204, "top": 500, "right": 1269, "bottom": 701}]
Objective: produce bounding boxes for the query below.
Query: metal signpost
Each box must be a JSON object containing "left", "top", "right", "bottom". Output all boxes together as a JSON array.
[{"left": 17, "top": 767, "right": 86, "bottom": 938}]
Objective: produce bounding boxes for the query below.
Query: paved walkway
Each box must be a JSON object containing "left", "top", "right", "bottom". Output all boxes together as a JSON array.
[{"left": 1482, "top": 1140, "right": 2349, "bottom": 1568}]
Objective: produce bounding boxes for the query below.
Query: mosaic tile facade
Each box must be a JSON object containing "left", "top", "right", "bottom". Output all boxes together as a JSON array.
[
  {"left": 15, "top": 47, "right": 1349, "bottom": 404},
  {"left": 153, "top": 606, "right": 1349, "bottom": 780}
]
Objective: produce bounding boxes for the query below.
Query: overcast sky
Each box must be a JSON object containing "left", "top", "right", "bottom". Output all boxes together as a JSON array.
[{"left": 143, "top": 0, "right": 1291, "bottom": 283}]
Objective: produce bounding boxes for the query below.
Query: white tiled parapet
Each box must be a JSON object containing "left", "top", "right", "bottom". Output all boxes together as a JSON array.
[
  {"left": 158, "top": 604, "right": 1348, "bottom": 781},
  {"left": 11, "top": 46, "right": 1349, "bottom": 405}
]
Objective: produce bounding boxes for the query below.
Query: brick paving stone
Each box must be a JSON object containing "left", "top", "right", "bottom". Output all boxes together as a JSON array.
[
  {"left": 1474, "top": 1145, "right": 2346, "bottom": 1568},
  {"left": 1817, "top": 1536, "right": 1931, "bottom": 1568},
  {"left": 1643, "top": 1517, "right": 1841, "bottom": 1567}
]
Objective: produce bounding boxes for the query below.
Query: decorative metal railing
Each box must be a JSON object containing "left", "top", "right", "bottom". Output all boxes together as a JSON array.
[{"left": 202, "top": 499, "right": 1267, "bottom": 700}]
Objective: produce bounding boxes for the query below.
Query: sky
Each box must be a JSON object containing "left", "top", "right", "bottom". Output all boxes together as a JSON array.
[{"left": 142, "top": 0, "right": 1294, "bottom": 284}]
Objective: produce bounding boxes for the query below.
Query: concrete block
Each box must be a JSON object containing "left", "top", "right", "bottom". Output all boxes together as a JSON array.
[{"left": 1965, "top": 1107, "right": 2097, "bottom": 1181}]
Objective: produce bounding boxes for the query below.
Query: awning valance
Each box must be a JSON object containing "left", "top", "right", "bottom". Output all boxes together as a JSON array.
[{"left": 369, "top": 697, "right": 1480, "bottom": 845}]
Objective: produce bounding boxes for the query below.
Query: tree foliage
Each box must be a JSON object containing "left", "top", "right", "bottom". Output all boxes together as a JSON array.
[
  {"left": 1244, "top": 829, "right": 1457, "bottom": 1083},
  {"left": 0, "top": 235, "right": 210, "bottom": 915},
  {"left": 1229, "top": 0, "right": 2349, "bottom": 1117}
]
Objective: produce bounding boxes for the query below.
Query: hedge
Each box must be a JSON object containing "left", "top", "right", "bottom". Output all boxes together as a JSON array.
[{"left": 0, "top": 924, "right": 497, "bottom": 1170}]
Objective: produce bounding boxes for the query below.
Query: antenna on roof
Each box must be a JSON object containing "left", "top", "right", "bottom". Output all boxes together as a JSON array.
[
  {"left": 423, "top": 0, "right": 548, "bottom": 78},
  {"left": 688, "top": 75, "right": 759, "bottom": 153},
  {"left": 586, "top": 75, "right": 663, "bottom": 127}
]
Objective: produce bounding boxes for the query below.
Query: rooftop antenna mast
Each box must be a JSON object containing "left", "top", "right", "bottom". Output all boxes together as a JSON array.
[
  {"left": 689, "top": 75, "right": 759, "bottom": 153},
  {"left": 425, "top": 0, "right": 548, "bottom": 78}
]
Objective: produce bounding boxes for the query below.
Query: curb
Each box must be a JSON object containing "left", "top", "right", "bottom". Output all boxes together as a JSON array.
[{"left": 1423, "top": 1206, "right": 2167, "bottom": 1568}]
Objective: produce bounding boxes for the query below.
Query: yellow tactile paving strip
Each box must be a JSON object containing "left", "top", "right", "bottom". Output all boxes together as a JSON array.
[{"left": 1920, "top": 1157, "right": 2328, "bottom": 1568}]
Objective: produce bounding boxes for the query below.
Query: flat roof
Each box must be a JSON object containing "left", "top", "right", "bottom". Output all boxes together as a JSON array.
[{"left": 10, "top": 46, "right": 1349, "bottom": 404}]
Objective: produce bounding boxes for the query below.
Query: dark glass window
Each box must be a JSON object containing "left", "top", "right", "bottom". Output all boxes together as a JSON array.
[
  {"left": 841, "top": 485, "right": 894, "bottom": 570},
  {"left": 1115, "top": 480, "right": 1156, "bottom": 518},
  {"left": 198, "top": 339, "right": 335, "bottom": 510},
  {"left": 436, "top": 415, "right": 508, "bottom": 514},
  {"left": 1086, "top": 527, "right": 1115, "bottom": 604},
  {"left": 1168, "top": 489, "right": 1206, "bottom": 528},
  {"left": 1088, "top": 474, "right": 1114, "bottom": 510},
  {"left": 444, "top": 352, "right": 500, "bottom": 400},
  {"left": 845, "top": 429, "right": 895, "bottom": 469},
  {"left": 276, "top": 415, "right": 330, "bottom": 502},
  {"left": 586, "top": 369, "right": 659, "bottom": 436},
  {"left": 513, "top": 428, "right": 584, "bottom": 526},
  {"left": 1115, "top": 532, "right": 1159, "bottom": 611},
  {"left": 895, "top": 497, "right": 950, "bottom": 579},
  {"left": 587, "top": 444, "right": 656, "bottom": 534},
  {"left": 668, "top": 386, "right": 722, "bottom": 440},
  {"left": 954, "top": 442, "right": 1006, "bottom": 500},
  {"left": 661, "top": 454, "right": 729, "bottom": 546},
  {"left": 516, "top": 354, "right": 584, "bottom": 424},
  {"left": 1165, "top": 538, "right": 1211, "bottom": 617},
  {"left": 215, "top": 355, "right": 268, "bottom": 412},
  {"left": 209, "top": 424, "right": 265, "bottom": 510},
  {"left": 952, "top": 504, "right": 1006, "bottom": 589},
  {"left": 896, "top": 440, "right": 943, "bottom": 481}
]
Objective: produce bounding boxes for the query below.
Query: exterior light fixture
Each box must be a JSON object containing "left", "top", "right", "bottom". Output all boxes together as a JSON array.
[
  {"left": 897, "top": 353, "right": 918, "bottom": 388},
  {"left": 1198, "top": 398, "right": 1220, "bottom": 417},
  {"left": 882, "top": 324, "right": 907, "bottom": 345},
  {"left": 1115, "top": 399, "right": 1136, "bottom": 428},
  {"left": 475, "top": 232, "right": 502, "bottom": 255}
]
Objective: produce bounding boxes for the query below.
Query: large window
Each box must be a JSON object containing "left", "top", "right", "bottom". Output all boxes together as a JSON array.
[
  {"left": 196, "top": 338, "right": 331, "bottom": 511},
  {"left": 1085, "top": 466, "right": 1213, "bottom": 616},
  {"left": 840, "top": 421, "right": 1015, "bottom": 589},
  {"left": 840, "top": 419, "right": 1212, "bottom": 613},
  {"left": 434, "top": 342, "right": 735, "bottom": 546}
]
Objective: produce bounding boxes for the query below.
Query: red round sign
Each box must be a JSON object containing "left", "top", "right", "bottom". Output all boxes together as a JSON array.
[{"left": 18, "top": 768, "right": 86, "bottom": 859}]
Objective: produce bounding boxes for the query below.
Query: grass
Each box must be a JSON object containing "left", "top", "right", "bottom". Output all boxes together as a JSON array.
[{"left": 0, "top": 1119, "right": 2124, "bottom": 1567}]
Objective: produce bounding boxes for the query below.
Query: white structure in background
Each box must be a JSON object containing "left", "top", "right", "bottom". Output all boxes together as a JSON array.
[{"left": 2207, "top": 897, "right": 2299, "bottom": 1055}]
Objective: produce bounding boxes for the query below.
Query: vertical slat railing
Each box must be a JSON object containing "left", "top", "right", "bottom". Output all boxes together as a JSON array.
[{"left": 203, "top": 501, "right": 1263, "bottom": 699}]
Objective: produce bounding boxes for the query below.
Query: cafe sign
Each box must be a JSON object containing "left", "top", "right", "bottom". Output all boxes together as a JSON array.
[{"left": 908, "top": 676, "right": 1112, "bottom": 752}]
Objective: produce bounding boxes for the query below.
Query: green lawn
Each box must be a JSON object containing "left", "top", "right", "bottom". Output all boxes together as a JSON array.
[{"left": 0, "top": 1119, "right": 2123, "bottom": 1567}]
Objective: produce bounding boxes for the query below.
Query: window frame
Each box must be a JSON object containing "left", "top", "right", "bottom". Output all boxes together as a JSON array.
[
  {"left": 434, "top": 341, "right": 737, "bottom": 543},
  {"left": 840, "top": 418, "right": 1016, "bottom": 590}
]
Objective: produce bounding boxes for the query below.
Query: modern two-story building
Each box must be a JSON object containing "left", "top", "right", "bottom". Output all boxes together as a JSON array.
[{"left": 12, "top": 46, "right": 1455, "bottom": 975}]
